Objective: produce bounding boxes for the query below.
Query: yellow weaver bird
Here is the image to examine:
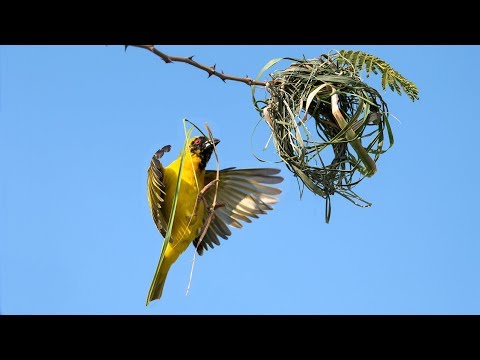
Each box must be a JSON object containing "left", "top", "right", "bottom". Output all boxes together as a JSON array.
[{"left": 146, "top": 135, "right": 283, "bottom": 304}]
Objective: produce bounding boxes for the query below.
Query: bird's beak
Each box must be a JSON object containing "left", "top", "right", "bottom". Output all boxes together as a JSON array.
[{"left": 205, "top": 138, "right": 220, "bottom": 148}]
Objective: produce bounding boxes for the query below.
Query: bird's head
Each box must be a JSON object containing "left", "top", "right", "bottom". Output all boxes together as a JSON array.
[{"left": 188, "top": 136, "right": 220, "bottom": 170}]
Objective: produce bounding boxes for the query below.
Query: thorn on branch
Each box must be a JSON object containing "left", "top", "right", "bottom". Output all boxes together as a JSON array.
[
  {"left": 208, "top": 64, "right": 216, "bottom": 78},
  {"left": 208, "top": 64, "right": 217, "bottom": 77},
  {"left": 129, "top": 45, "right": 268, "bottom": 88},
  {"left": 124, "top": 45, "right": 129, "bottom": 52}
]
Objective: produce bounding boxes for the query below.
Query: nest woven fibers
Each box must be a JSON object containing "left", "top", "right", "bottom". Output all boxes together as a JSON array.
[{"left": 252, "top": 50, "right": 419, "bottom": 222}]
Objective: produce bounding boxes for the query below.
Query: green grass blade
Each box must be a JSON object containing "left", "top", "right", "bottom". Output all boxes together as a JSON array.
[
  {"left": 252, "top": 57, "right": 284, "bottom": 112},
  {"left": 146, "top": 121, "right": 193, "bottom": 305}
]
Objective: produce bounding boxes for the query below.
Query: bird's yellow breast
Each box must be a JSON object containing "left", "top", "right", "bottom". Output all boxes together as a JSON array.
[{"left": 162, "top": 151, "right": 205, "bottom": 262}]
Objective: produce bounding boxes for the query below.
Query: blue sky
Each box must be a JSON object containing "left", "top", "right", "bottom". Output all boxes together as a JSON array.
[{"left": 1, "top": 45, "right": 479, "bottom": 314}]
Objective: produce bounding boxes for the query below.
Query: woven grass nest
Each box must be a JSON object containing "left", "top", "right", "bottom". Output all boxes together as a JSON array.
[{"left": 252, "top": 50, "right": 419, "bottom": 222}]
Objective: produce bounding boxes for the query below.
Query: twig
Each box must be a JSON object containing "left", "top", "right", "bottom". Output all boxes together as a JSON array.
[
  {"left": 189, "top": 178, "right": 219, "bottom": 223},
  {"left": 186, "top": 123, "right": 221, "bottom": 296},
  {"left": 128, "top": 45, "right": 268, "bottom": 87}
]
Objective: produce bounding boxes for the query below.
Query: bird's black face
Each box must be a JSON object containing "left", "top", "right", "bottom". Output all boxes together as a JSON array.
[{"left": 189, "top": 136, "right": 220, "bottom": 170}]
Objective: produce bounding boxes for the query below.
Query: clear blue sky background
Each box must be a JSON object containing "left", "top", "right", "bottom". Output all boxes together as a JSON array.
[{"left": 1, "top": 45, "right": 478, "bottom": 315}]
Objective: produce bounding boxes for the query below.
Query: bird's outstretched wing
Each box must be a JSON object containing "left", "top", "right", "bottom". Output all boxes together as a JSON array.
[
  {"left": 192, "top": 167, "right": 283, "bottom": 255},
  {"left": 147, "top": 145, "right": 171, "bottom": 238}
]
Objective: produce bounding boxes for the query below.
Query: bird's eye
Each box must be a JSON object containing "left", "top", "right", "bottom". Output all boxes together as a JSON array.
[{"left": 194, "top": 138, "right": 201, "bottom": 145}]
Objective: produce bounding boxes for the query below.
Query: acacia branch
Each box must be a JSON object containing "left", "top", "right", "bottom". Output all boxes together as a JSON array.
[{"left": 128, "top": 45, "right": 268, "bottom": 87}]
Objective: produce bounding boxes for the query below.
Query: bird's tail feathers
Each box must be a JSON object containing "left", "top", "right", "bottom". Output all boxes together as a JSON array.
[{"left": 146, "top": 258, "right": 172, "bottom": 305}]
